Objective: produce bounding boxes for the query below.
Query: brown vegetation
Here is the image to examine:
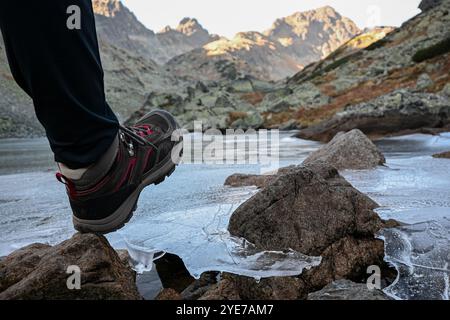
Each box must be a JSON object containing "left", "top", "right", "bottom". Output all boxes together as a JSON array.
[
  {"left": 227, "top": 111, "right": 248, "bottom": 124},
  {"left": 262, "top": 110, "right": 295, "bottom": 128},
  {"left": 240, "top": 91, "right": 266, "bottom": 105},
  {"left": 295, "top": 53, "right": 447, "bottom": 127}
]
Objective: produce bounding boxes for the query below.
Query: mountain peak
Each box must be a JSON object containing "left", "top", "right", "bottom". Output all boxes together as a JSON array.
[
  {"left": 92, "top": 0, "right": 123, "bottom": 17},
  {"left": 419, "top": 0, "right": 443, "bottom": 11},
  {"left": 176, "top": 17, "right": 207, "bottom": 36},
  {"left": 160, "top": 25, "right": 173, "bottom": 33},
  {"left": 179, "top": 17, "right": 200, "bottom": 26},
  {"left": 314, "top": 5, "right": 341, "bottom": 18},
  {"left": 265, "top": 6, "right": 359, "bottom": 39},
  {"left": 285, "top": 6, "right": 342, "bottom": 23},
  {"left": 316, "top": 5, "right": 338, "bottom": 13}
]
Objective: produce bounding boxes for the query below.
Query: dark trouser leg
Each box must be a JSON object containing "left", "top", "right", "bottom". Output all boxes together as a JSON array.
[{"left": 0, "top": 0, "right": 119, "bottom": 168}]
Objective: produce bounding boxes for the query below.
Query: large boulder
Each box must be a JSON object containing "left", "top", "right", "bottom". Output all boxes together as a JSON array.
[
  {"left": 297, "top": 90, "right": 450, "bottom": 142},
  {"left": 303, "top": 129, "right": 386, "bottom": 170},
  {"left": 217, "top": 163, "right": 387, "bottom": 300},
  {"left": 307, "top": 280, "right": 391, "bottom": 300},
  {"left": 229, "top": 163, "right": 383, "bottom": 254},
  {"left": 0, "top": 233, "right": 141, "bottom": 300}
]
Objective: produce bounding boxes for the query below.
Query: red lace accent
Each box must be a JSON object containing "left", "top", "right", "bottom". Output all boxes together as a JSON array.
[
  {"left": 56, "top": 172, "right": 77, "bottom": 198},
  {"left": 135, "top": 125, "right": 154, "bottom": 138}
]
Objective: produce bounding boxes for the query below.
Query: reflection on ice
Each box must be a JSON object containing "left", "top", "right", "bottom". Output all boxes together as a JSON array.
[{"left": 120, "top": 204, "right": 321, "bottom": 279}]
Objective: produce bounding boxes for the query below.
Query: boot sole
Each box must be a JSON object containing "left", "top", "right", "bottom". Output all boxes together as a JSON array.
[{"left": 73, "top": 110, "right": 182, "bottom": 235}]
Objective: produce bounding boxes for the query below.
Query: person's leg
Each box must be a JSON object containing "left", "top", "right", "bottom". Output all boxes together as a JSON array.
[
  {"left": 0, "top": 0, "right": 182, "bottom": 234},
  {"left": 0, "top": 0, "right": 119, "bottom": 169}
]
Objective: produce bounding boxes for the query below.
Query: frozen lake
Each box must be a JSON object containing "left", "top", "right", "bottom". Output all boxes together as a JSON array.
[{"left": 1, "top": 132, "right": 449, "bottom": 299}]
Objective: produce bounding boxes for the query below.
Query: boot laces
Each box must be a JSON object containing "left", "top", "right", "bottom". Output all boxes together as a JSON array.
[{"left": 119, "top": 125, "right": 158, "bottom": 157}]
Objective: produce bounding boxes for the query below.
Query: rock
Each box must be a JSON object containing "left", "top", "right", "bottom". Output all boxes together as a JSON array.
[
  {"left": 416, "top": 73, "right": 433, "bottom": 90},
  {"left": 155, "top": 288, "right": 183, "bottom": 300},
  {"left": 230, "top": 111, "right": 264, "bottom": 129},
  {"left": 195, "top": 81, "right": 209, "bottom": 93},
  {"left": 199, "top": 278, "right": 241, "bottom": 300},
  {"left": 269, "top": 101, "right": 293, "bottom": 114},
  {"left": 279, "top": 119, "right": 300, "bottom": 131},
  {"left": 261, "top": 83, "right": 329, "bottom": 118},
  {"left": 126, "top": 92, "right": 185, "bottom": 126},
  {"left": 220, "top": 163, "right": 387, "bottom": 300},
  {"left": 441, "top": 83, "right": 450, "bottom": 97},
  {"left": 199, "top": 273, "right": 304, "bottom": 300},
  {"left": 181, "top": 271, "right": 220, "bottom": 300},
  {"left": 419, "top": 0, "right": 442, "bottom": 12},
  {"left": 116, "top": 249, "right": 133, "bottom": 268},
  {"left": 297, "top": 90, "right": 450, "bottom": 142},
  {"left": 229, "top": 163, "right": 383, "bottom": 255},
  {"left": 154, "top": 253, "right": 195, "bottom": 293},
  {"left": 307, "top": 280, "right": 391, "bottom": 300},
  {"left": 301, "top": 236, "right": 386, "bottom": 291},
  {"left": 187, "top": 86, "right": 196, "bottom": 100},
  {"left": 224, "top": 174, "right": 276, "bottom": 189},
  {"left": 382, "top": 219, "right": 404, "bottom": 229},
  {"left": 224, "top": 166, "right": 298, "bottom": 189},
  {"left": 214, "top": 94, "right": 234, "bottom": 109},
  {"left": 0, "top": 233, "right": 141, "bottom": 300},
  {"left": 230, "top": 78, "right": 254, "bottom": 93},
  {"left": 433, "top": 151, "right": 450, "bottom": 159},
  {"left": 303, "top": 129, "right": 386, "bottom": 170}
]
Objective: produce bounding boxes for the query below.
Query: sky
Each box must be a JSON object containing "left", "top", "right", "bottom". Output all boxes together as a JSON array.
[{"left": 121, "top": 0, "right": 422, "bottom": 38}]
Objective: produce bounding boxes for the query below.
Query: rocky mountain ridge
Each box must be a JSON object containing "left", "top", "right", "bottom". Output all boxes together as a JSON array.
[
  {"left": 93, "top": 1, "right": 361, "bottom": 80},
  {"left": 92, "top": 0, "right": 218, "bottom": 64},
  {"left": 167, "top": 6, "right": 361, "bottom": 81},
  {"left": 127, "top": 26, "right": 396, "bottom": 131}
]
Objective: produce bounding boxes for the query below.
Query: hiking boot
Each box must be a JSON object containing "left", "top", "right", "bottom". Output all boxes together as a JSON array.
[{"left": 56, "top": 110, "right": 183, "bottom": 234}]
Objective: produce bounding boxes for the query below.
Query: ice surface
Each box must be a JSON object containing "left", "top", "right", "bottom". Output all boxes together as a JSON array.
[
  {"left": 0, "top": 172, "right": 74, "bottom": 256},
  {"left": 0, "top": 133, "right": 322, "bottom": 279},
  {"left": 120, "top": 204, "right": 321, "bottom": 279},
  {"left": 379, "top": 209, "right": 450, "bottom": 300},
  {"left": 1, "top": 133, "right": 450, "bottom": 296}
]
